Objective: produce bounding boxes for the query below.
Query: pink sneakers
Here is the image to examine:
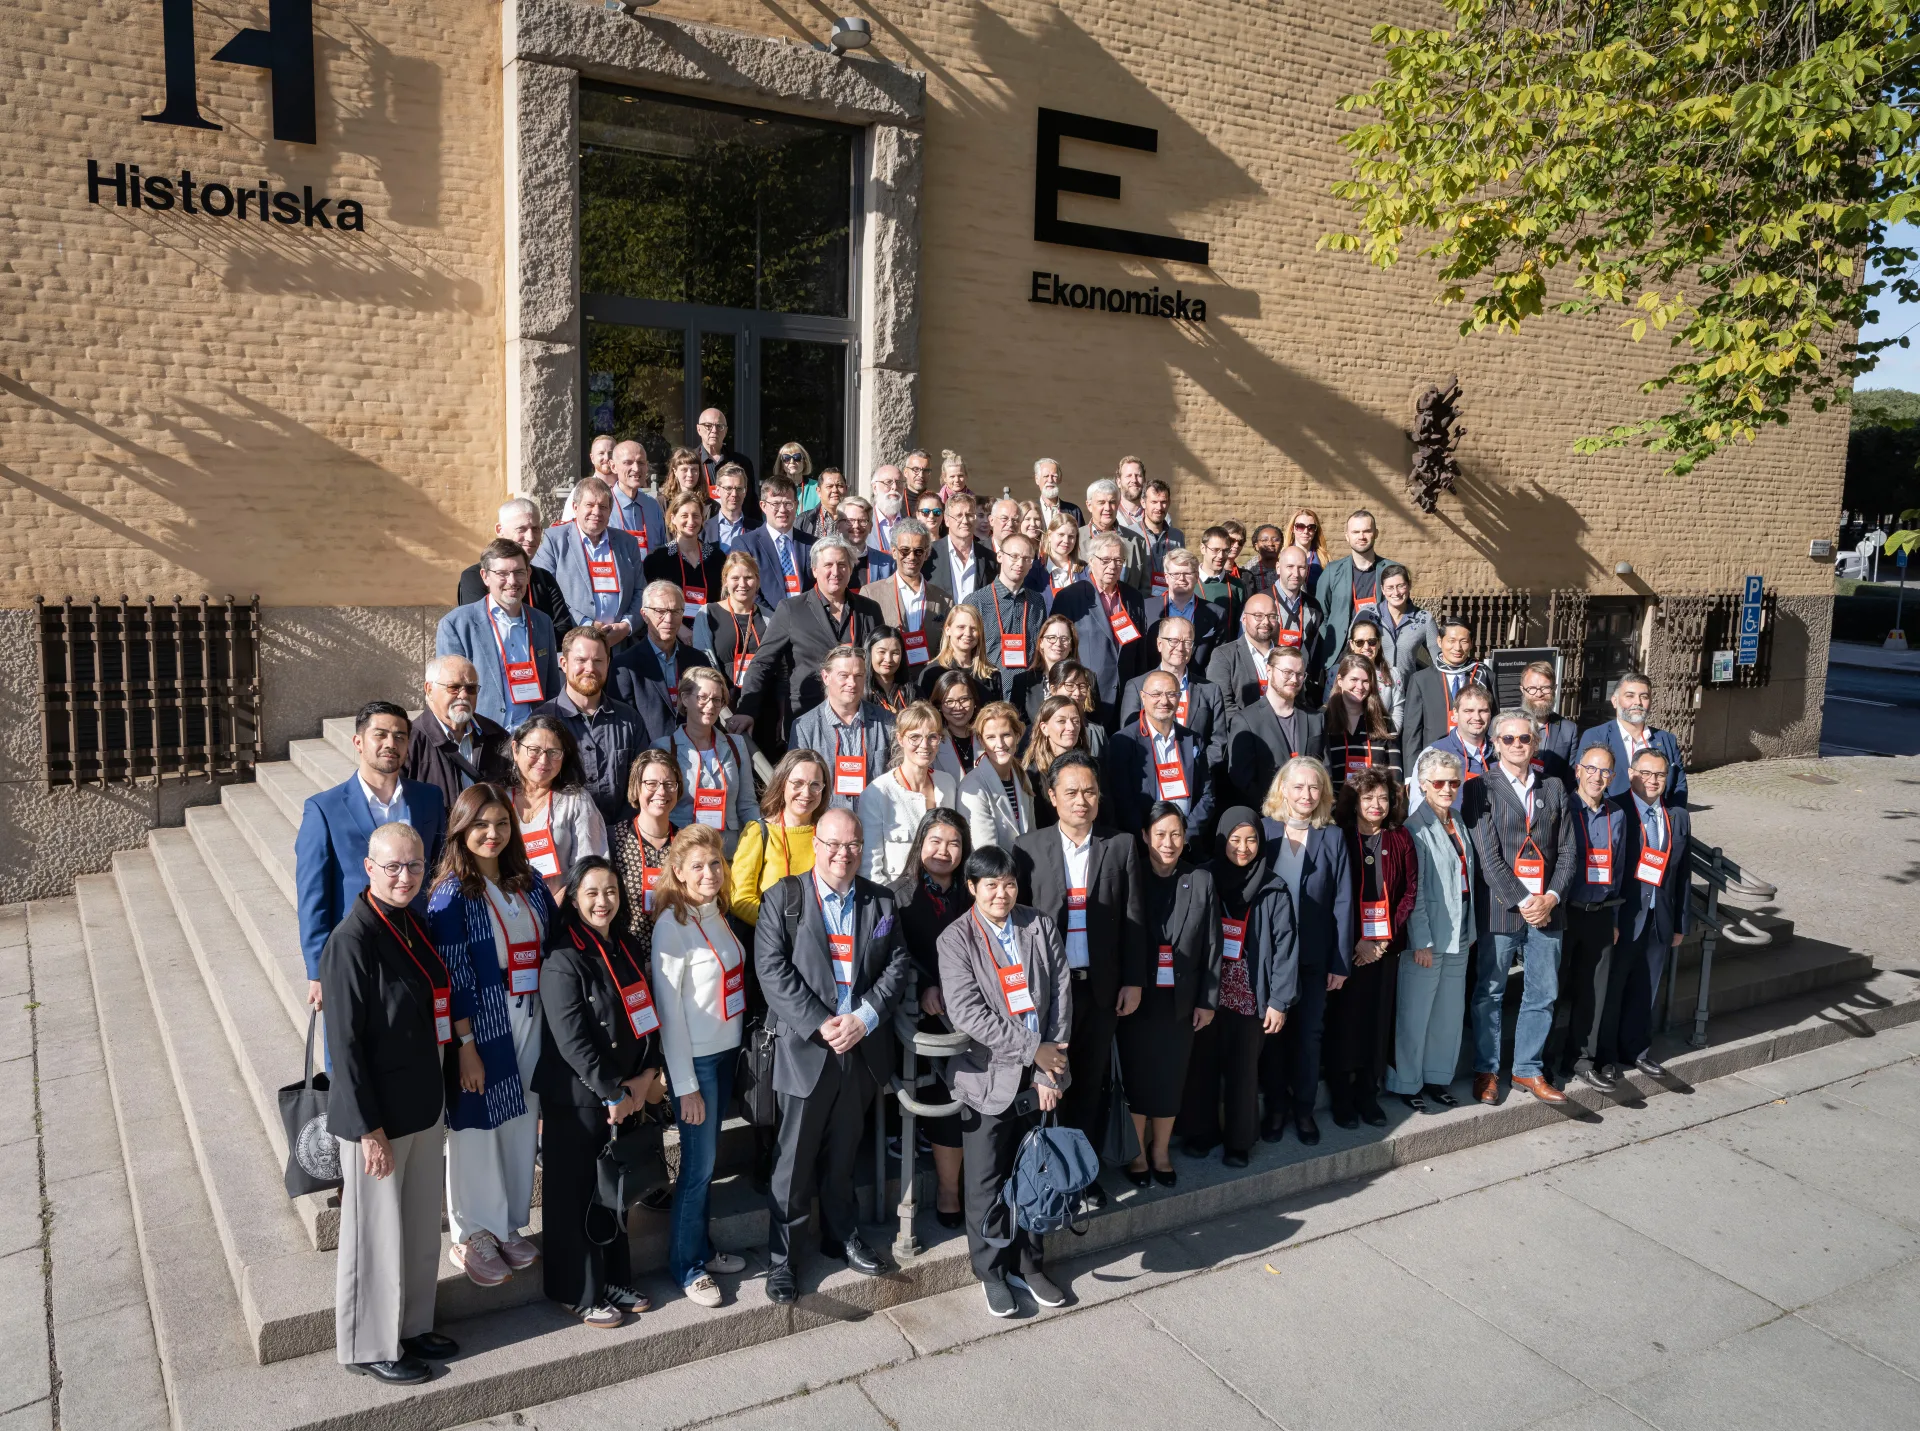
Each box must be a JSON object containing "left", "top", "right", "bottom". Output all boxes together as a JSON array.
[
  {"left": 498, "top": 1235, "right": 540, "bottom": 1271},
  {"left": 450, "top": 1230, "right": 511, "bottom": 1286}
]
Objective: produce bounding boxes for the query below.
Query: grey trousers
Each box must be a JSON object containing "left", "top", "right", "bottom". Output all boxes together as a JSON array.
[{"left": 336, "top": 1123, "right": 445, "bottom": 1365}]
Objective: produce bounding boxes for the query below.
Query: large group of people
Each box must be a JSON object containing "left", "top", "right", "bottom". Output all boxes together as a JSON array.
[{"left": 300, "top": 427, "right": 1695, "bottom": 1378}]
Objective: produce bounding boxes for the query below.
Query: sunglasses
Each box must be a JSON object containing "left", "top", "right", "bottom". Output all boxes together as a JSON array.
[{"left": 1497, "top": 733, "right": 1535, "bottom": 746}]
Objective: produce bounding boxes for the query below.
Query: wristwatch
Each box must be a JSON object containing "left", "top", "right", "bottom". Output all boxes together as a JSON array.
[{"left": 457, "top": 1032, "right": 476, "bottom": 1047}]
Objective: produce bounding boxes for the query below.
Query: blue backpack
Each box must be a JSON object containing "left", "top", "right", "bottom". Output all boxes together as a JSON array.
[{"left": 996, "top": 1119, "right": 1101, "bottom": 1240}]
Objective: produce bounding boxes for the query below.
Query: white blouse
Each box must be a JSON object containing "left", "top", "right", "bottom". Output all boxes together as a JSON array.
[{"left": 858, "top": 768, "right": 961, "bottom": 884}]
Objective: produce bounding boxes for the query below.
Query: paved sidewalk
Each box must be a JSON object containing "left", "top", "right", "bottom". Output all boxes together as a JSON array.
[{"left": 463, "top": 1021, "right": 1920, "bottom": 1431}]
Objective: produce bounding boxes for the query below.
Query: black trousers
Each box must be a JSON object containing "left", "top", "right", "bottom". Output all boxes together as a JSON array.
[
  {"left": 1596, "top": 924, "right": 1668, "bottom": 1067},
  {"left": 768, "top": 1056, "right": 876, "bottom": 1266},
  {"left": 541, "top": 1101, "right": 633, "bottom": 1314},
  {"left": 1176, "top": 1009, "right": 1264, "bottom": 1155},
  {"left": 1546, "top": 906, "right": 1617, "bottom": 1077},
  {"left": 960, "top": 1092, "right": 1043, "bottom": 1284},
  {"left": 1060, "top": 972, "right": 1118, "bottom": 1141},
  {"left": 1321, "top": 951, "right": 1398, "bottom": 1087},
  {"left": 1259, "top": 963, "right": 1327, "bottom": 1118}
]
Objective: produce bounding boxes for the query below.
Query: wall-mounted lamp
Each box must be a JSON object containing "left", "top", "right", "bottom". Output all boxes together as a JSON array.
[
  {"left": 828, "top": 17, "right": 872, "bottom": 50},
  {"left": 1614, "top": 561, "right": 1634, "bottom": 578}
]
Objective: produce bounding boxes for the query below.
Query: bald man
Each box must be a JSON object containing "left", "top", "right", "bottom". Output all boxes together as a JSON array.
[
  {"left": 455, "top": 498, "right": 574, "bottom": 639},
  {"left": 695, "top": 407, "right": 758, "bottom": 514},
  {"left": 402, "top": 655, "right": 513, "bottom": 809}
]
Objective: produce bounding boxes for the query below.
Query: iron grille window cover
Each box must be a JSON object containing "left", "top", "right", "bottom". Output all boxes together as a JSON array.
[{"left": 36, "top": 596, "right": 261, "bottom": 789}]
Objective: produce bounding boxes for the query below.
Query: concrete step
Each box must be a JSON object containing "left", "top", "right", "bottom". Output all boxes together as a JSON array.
[
  {"left": 321, "top": 716, "right": 359, "bottom": 762},
  {"left": 289, "top": 737, "right": 356, "bottom": 792},
  {"left": 256, "top": 758, "right": 323, "bottom": 828},
  {"left": 94, "top": 858, "right": 336, "bottom": 1359},
  {"left": 219, "top": 781, "right": 301, "bottom": 906},
  {"left": 1671, "top": 940, "right": 1875, "bottom": 1023},
  {"left": 145, "top": 827, "right": 340, "bottom": 1251},
  {"left": 1679, "top": 906, "right": 1795, "bottom": 961},
  {"left": 185, "top": 804, "right": 309, "bottom": 1030}
]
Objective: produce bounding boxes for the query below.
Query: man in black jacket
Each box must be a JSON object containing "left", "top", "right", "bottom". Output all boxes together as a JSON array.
[
  {"left": 736, "top": 537, "right": 883, "bottom": 744},
  {"left": 402, "top": 656, "right": 512, "bottom": 810},
  {"left": 1401, "top": 618, "right": 1496, "bottom": 767},
  {"left": 1222, "top": 646, "right": 1325, "bottom": 809},
  {"left": 454, "top": 498, "right": 573, "bottom": 640},
  {"left": 321, "top": 824, "right": 457, "bottom": 1384},
  {"left": 607, "top": 581, "right": 714, "bottom": 743},
  {"left": 753, "top": 807, "right": 911, "bottom": 1302},
  {"left": 1012, "top": 752, "right": 1146, "bottom": 1209}
]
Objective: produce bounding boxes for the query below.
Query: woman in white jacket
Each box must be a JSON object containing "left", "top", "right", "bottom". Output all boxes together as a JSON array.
[
  {"left": 859, "top": 701, "right": 959, "bottom": 884},
  {"left": 649, "top": 825, "right": 749, "bottom": 1308},
  {"left": 957, "top": 701, "right": 1033, "bottom": 852}
]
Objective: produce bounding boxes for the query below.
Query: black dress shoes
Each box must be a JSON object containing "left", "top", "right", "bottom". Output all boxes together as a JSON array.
[
  {"left": 1636, "top": 1056, "right": 1669, "bottom": 1079},
  {"left": 1223, "top": 1150, "right": 1250, "bottom": 1168},
  {"left": 1329, "top": 1101, "right": 1360, "bottom": 1131},
  {"left": 1081, "top": 1181, "right": 1109, "bottom": 1210},
  {"left": 934, "top": 1206, "right": 965, "bottom": 1229},
  {"left": 1123, "top": 1164, "right": 1153, "bottom": 1188},
  {"left": 1422, "top": 1084, "right": 1460, "bottom": 1107},
  {"left": 400, "top": 1332, "right": 459, "bottom": 1361},
  {"left": 823, "top": 1234, "right": 885, "bottom": 1276},
  {"left": 767, "top": 1262, "right": 797, "bottom": 1304},
  {"left": 1260, "top": 1117, "right": 1287, "bottom": 1144},
  {"left": 1294, "top": 1113, "right": 1321, "bottom": 1146},
  {"left": 1356, "top": 1094, "right": 1388, "bottom": 1128},
  {"left": 346, "top": 1356, "right": 430, "bottom": 1384},
  {"left": 1151, "top": 1165, "right": 1177, "bottom": 1188}
]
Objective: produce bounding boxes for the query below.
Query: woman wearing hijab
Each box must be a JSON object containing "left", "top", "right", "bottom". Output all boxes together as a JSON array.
[
  {"left": 1323, "top": 768, "right": 1418, "bottom": 1129},
  {"left": 1115, "top": 801, "right": 1221, "bottom": 1188},
  {"left": 1177, "top": 808, "right": 1296, "bottom": 1166}
]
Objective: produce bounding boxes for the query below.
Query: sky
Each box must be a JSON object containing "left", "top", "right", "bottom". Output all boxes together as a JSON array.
[{"left": 1856, "top": 220, "right": 1920, "bottom": 393}]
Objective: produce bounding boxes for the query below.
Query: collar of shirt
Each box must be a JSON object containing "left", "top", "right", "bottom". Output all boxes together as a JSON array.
[
  {"left": 1618, "top": 720, "right": 1650, "bottom": 751},
  {"left": 1060, "top": 827, "right": 1092, "bottom": 861},
  {"left": 358, "top": 774, "right": 405, "bottom": 821},
  {"left": 897, "top": 576, "right": 924, "bottom": 615},
  {"left": 1150, "top": 724, "right": 1180, "bottom": 758},
  {"left": 1637, "top": 798, "right": 1665, "bottom": 837},
  {"left": 950, "top": 541, "right": 977, "bottom": 570},
  {"left": 1166, "top": 594, "right": 1196, "bottom": 622},
  {"left": 487, "top": 600, "right": 524, "bottom": 631},
  {"left": 1098, "top": 584, "right": 1125, "bottom": 615},
  {"left": 581, "top": 527, "right": 612, "bottom": 557},
  {"left": 813, "top": 874, "right": 855, "bottom": 932},
  {"left": 1501, "top": 765, "right": 1536, "bottom": 807}
]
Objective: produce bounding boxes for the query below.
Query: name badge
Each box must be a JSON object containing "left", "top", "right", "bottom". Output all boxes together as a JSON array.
[
  {"left": 903, "top": 629, "right": 931, "bottom": 665},
  {"left": 694, "top": 784, "right": 727, "bottom": 829},
  {"left": 588, "top": 558, "right": 620, "bottom": 595},
  {"left": 1585, "top": 847, "right": 1612, "bottom": 884},
  {"left": 1636, "top": 843, "right": 1670, "bottom": 886},
  {"left": 1514, "top": 855, "right": 1545, "bottom": 896},
  {"left": 1360, "top": 898, "right": 1391, "bottom": 941},
  {"left": 623, "top": 979, "right": 660, "bottom": 1037},
  {"left": 834, "top": 755, "right": 867, "bottom": 798},
  {"left": 504, "top": 658, "right": 543, "bottom": 707},
  {"left": 1001, "top": 632, "right": 1028, "bottom": 669},
  {"left": 1175, "top": 687, "right": 1190, "bottom": 724},
  {"left": 998, "top": 962, "right": 1035, "bottom": 1016},
  {"left": 505, "top": 935, "right": 541, "bottom": 996},
  {"left": 1156, "top": 943, "right": 1175, "bottom": 987},
  {"left": 1151, "top": 571, "right": 1168, "bottom": 596},
  {"left": 829, "top": 932, "right": 855, "bottom": 988},
  {"left": 642, "top": 863, "right": 662, "bottom": 913},
  {"left": 1154, "top": 756, "right": 1190, "bottom": 802},
  {"left": 522, "top": 826, "right": 560, "bottom": 880},
  {"left": 1276, "top": 628, "right": 1302, "bottom": 648},
  {"left": 1221, "top": 915, "right": 1246, "bottom": 961},
  {"left": 684, "top": 584, "right": 708, "bottom": 612},
  {"left": 432, "top": 990, "right": 452, "bottom": 1046},
  {"left": 1345, "top": 750, "right": 1372, "bottom": 779},
  {"left": 1066, "top": 887, "right": 1088, "bottom": 933},
  {"left": 732, "top": 650, "right": 754, "bottom": 684},
  {"left": 721, "top": 959, "right": 746, "bottom": 1020},
  {"left": 785, "top": 572, "right": 802, "bottom": 596},
  {"left": 1109, "top": 606, "right": 1142, "bottom": 646}
]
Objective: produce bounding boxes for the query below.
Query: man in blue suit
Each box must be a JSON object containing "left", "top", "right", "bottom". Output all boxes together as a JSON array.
[
  {"left": 435, "top": 540, "right": 560, "bottom": 731},
  {"left": 295, "top": 700, "right": 446, "bottom": 1010},
  {"left": 1049, "top": 530, "right": 1150, "bottom": 731},
  {"left": 735, "top": 476, "right": 815, "bottom": 614},
  {"left": 533, "top": 476, "right": 645, "bottom": 641},
  {"left": 1599, "top": 748, "right": 1691, "bottom": 1080},
  {"left": 1576, "top": 671, "right": 1687, "bottom": 806}
]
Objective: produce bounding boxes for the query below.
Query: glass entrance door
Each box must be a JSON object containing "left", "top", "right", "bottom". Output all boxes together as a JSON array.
[{"left": 577, "top": 83, "right": 860, "bottom": 482}]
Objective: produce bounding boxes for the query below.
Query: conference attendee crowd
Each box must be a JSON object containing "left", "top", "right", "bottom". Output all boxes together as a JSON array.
[{"left": 304, "top": 420, "right": 1694, "bottom": 1378}]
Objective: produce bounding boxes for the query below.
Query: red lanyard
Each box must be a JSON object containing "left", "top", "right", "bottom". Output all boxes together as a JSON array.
[
  {"left": 727, "top": 608, "right": 758, "bottom": 655},
  {"left": 364, "top": 892, "right": 450, "bottom": 1031},
  {"left": 988, "top": 587, "right": 1030, "bottom": 652}
]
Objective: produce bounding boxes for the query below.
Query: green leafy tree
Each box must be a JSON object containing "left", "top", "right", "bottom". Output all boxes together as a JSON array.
[{"left": 1323, "top": 0, "right": 1920, "bottom": 474}]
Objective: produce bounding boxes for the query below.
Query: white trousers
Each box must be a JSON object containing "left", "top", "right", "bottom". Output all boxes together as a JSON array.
[
  {"left": 447, "top": 993, "right": 542, "bottom": 1244},
  {"left": 336, "top": 1123, "right": 444, "bottom": 1365}
]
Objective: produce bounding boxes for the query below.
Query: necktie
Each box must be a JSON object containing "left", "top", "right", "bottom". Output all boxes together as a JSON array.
[{"left": 778, "top": 536, "right": 795, "bottom": 581}]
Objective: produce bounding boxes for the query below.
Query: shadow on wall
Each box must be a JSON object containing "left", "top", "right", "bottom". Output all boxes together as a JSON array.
[{"left": 0, "top": 377, "right": 479, "bottom": 602}]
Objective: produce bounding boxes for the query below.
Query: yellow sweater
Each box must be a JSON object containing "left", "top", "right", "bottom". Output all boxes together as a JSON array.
[{"left": 729, "top": 821, "right": 816, "bottom": 926}]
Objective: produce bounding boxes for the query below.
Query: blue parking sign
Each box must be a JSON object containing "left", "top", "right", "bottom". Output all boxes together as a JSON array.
[{"left": 1737, "top": 575, "right": 1762, "bottom": 666}]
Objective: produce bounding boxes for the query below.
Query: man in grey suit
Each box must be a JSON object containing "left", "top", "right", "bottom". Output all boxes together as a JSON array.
[
  {"left": 1078, "top": 479, "right": 1149, "bottom": 594},
  {"left": 434, "top": 540, "right": 560, "bottom": 731},
  {"left": 936, "top": 843, "right": 1072, "bottom": 1317},
  {"left": 867, "top": 517, "right": 953, "bottom": 671},
  {"left": 532, "top": 477, "right": 645, "bottom": 641},
  {"left": 787, "top": 646, "right": 895, "bottom": 810},
  {"left": 753, "top": 808, "right": 910, "bottom": 1303},
  {"left": 1468, "top": 710, "right": 1580, "bottom": 1107}
]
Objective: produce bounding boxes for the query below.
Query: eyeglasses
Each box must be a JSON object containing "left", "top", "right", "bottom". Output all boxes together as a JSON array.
[
  {"left": 1520, "top": 684, "right": 1555, "bottom": 697},
  {"left": 642, "top": 605, "right": 682, "bottom": 617},
  {"left": 637, "top": 778, "right": 678, "bottom": 795},
  {"left": 918, "top": 506, "right": 944, "bottom": 517},
  {"left": 518, "top": 744, "right": 565, "bottom": 762},
  {"left": 1159, "top": 636, "right": 1193, "bottom": 650},
  {"left": 895, "top": 544, "right": 929, "bottom": 557},
  {"left": 1293, "top": 522, "right": 1318, "bottom": 533},
  {"left": 1576, "top": 763, "right": 1612, "bottom": 777},
  {"left": 432, "top": 681, "right": 480, "bottom": 694},
  {"left": 1351, "top": 638, "right": 1380, "bottom": 650},
  {"left": 372, "top": 860, "right": 426, "bottom": 877},
  {"left": 697, "top": 421, "right": 724, "bottom": 433},
  {"left": 1425, "top": 778, "right": 1461, "bottom": 790},
  {"left": 816, "top": 838, "right": 862, "bottom": 856},
  {"left": 1496, "top": 733, "right": 1535, "bottom": 746},
  {"left": 780, "top": 455, "right": 804, "bottom": 465}
]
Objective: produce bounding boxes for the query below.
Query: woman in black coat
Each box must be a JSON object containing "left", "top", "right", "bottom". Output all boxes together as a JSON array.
[
  {"left": 534, "top": 855, "right": 666, "bottom": 1327},
  {"left": 1114, "top": 801, "right": 1222, "bottom": 1188},
  {"left": 889, "top": 809, "right": 974, "bottom": 1227},
  {"left": 1178, "top": 807, "right": 1296, "bottom": 1167}
]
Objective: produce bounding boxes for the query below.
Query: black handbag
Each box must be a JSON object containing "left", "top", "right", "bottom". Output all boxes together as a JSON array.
[
  {"left": 734, "top": 1018, "right": 778, "bottom": 1128},
  {"left": 591, "top": 1116, "right": 666, "bottom": 1242},
  {"left": 278, "top": 1012, "right": 342, "bottom": 1198},
  {"left": 1098, "top": 1040, "right": 1142, "bottom": 1168}
]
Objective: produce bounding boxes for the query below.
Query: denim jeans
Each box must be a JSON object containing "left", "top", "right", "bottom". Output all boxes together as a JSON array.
[
  {"left": 1471, "top": 925, "right": 1562, "bottom": 1080},
  {"left": 669, "top": 1050, "right": 736, "bottom": 1287}
]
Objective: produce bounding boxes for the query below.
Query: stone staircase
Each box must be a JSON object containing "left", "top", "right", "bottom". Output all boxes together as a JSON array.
[{"left": 63, "top": 713, "right": 1896, "bottom": 1429}]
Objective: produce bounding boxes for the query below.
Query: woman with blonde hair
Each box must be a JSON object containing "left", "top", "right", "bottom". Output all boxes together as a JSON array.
[
  {"left": 916, "top": 601, "right": 999, "bottom": 705},
  {"left": 728, "top": 748, "right": 827, "bottom": 925},
  {"left": 1028, "top": 512, "right": 1087, "bottom": 605},
  {"left": 659, "top": 666, "right": 760, "bottom": 856},
  {"left": 648, "top": 825, "right": 750, "bottom": 1308},
  {"left": 775, "top": 442, "right": 817, "bottom": 514},
  {"left": 1255, "top": 756, "right": 1353, "bottom": 1146},
  {"left": 858, "top": 701, "right": 960, "bottom": 883},
  {"left": 1016, "top": 500, "right": 1046, "bottom": 546},
  {"left": 644, "top": 490, "right": 725, "bottom": 619},
  {"left": 957, "top": 701, "right": 1034, "bottom": 850},
  {"left": 1286, "top": 509, "right": 1330, "bottom": 590},
  {"left": 692, "top": 551, "right": 768, "bottom": 707},
  {"left": 938, "top": 448, "right": 971, "bottom": 503}
]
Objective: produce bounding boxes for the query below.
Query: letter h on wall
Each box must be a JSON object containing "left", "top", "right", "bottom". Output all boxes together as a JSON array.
[
  {"left": 143, "top": 0, "right": 318, "bottom": 145},
  {"left": 1033, "top": 108, "right": 1208, "bottom": 266}
]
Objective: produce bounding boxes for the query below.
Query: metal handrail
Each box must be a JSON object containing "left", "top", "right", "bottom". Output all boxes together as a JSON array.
[
  {"left": 1676, "top": 843, "right": 1781, "bottom": 1048},
  {"left": 874, "top": 970, "right": 966, "bottom": 1262}
]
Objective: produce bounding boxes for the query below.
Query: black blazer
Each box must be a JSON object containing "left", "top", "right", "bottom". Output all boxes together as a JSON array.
[
  {"left": 400, "top": 709, "right": 512, "bottom": 814},
  {"left": 1468, "top": 768, "right": 1580, "bottom": 934},
  {"left": 1119, "top": 674, "right": 1225, "bottom": 761},
  {"left": 1146, "top": 864, "right": 1223, "bottom": 1020},
  {"left": 927, "top": 537, "right": 998, "bottom": 597},
  {"left": 1012, "top": 825, "right": 1149, "bottom": 1002},
  {"left": 1260, "top": 824, "right": 1356, "bottom": 975},
  {"left": 1223, "top": 700, "right": 1326, "bottom": 809},
  {"left": 1105, "top": 719, "right": 1216, "bottom": 844},
  {"left": 1206, "top": 638, "right": 1271, "bottom": 716},
  {"left": 738, "top": 589, "right": 885, "bottom": 725},
  {"left": 753, "top": 873, "right": 911, "bottom": 1095},
  {"left": 1049, "top": 580, "right": 1150, "bottom": 725},
  {"left": 1145, "top": 594, "right": 1228, "bottom": 673},
  {"left": 1615, "top": 799, "right": 1692, "bottom": 945},
  {"left": 642, "top": 543, "right": 728, "bottom": 608},
  {"left": 1217, "top": 863, "right": 1299, "bottom": 1015},
  {"left": 319, "top": 895, "right": 449, "bottom": 1142},
  {"left": 607, "top": 638, "right": 715, "bottom": 746},
  {"left": 457, "top": 561, "right": 575, "bottom": 642},
  {"left": 1401, "top": 662, "right": 1496, "bottom": 771},
  {"left": 889, "top": 873, "right": 973, "bottom": 998},
  {"left": 533, "top": 922, "right": 663, "bottom": 1108}
]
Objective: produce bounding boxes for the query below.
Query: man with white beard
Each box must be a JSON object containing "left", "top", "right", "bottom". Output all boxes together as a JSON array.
[
  {"left": 401, "top": 655, "right": 512, "bottom": 810},
  {"left": 869, "top": 464, "right": 908, "bottom": 553},
  {"left": 1032, "top": 457, "right": 1084, "bottom": 528}
]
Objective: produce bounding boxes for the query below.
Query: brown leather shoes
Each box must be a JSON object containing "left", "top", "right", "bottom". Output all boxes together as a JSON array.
[
  {"left": 1472, "top": 1073, "right": 1499, "bottom": 1105},
  {"left": 1512, "top": 1075, "right": 1568, "bottom": 1104}
]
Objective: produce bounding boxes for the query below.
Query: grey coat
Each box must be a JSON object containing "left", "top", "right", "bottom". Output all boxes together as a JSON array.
[
  {"left": 936, "top": 906, "right": 1072, "bottom": 1115},
  {"left": 1405, "top": 802, "right": 1479, "bottom": 956}
]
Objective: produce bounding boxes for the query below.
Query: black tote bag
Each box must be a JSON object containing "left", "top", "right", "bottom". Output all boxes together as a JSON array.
[
  {"left": 1098, "top": 1040, "right": 1142, "bottom": 1168},
  {"left": 279, "top": 1012, "right": 343, "bottom": 1198}
]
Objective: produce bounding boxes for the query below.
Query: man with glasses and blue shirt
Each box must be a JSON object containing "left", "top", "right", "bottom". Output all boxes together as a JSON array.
[
  {"left": 1467, "top": 711, "right": 1579, "bottom": 1106},
  {"left": 753, "top": 807, "right": 910, "bottom": 1303},
  {"left": 436, "top": 539, "right": 561, "bottom": 732},
  {"left": 1545, "top": 743, "right": 1627, "bottom": 1090},
  {"left": 535, "top": 477, "right": 644, "bottom": 645},
  {"left": 736, "top": 476, "right": 814, "bottom": 614},
  {"left": 702, "top": 463, "right": 760, "bottom": 554},
  {"left": 1599, "top": 749, "right": 1691, "bottom": 1082}
]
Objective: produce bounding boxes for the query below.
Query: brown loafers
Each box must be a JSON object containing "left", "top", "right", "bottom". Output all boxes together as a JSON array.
[
  {"left": 1511, "top": 1075, "right": 1568, "bottom": 1104},
  {"left": 1472, "top": 1073, "right": 1499, "bottom": 1105}
]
